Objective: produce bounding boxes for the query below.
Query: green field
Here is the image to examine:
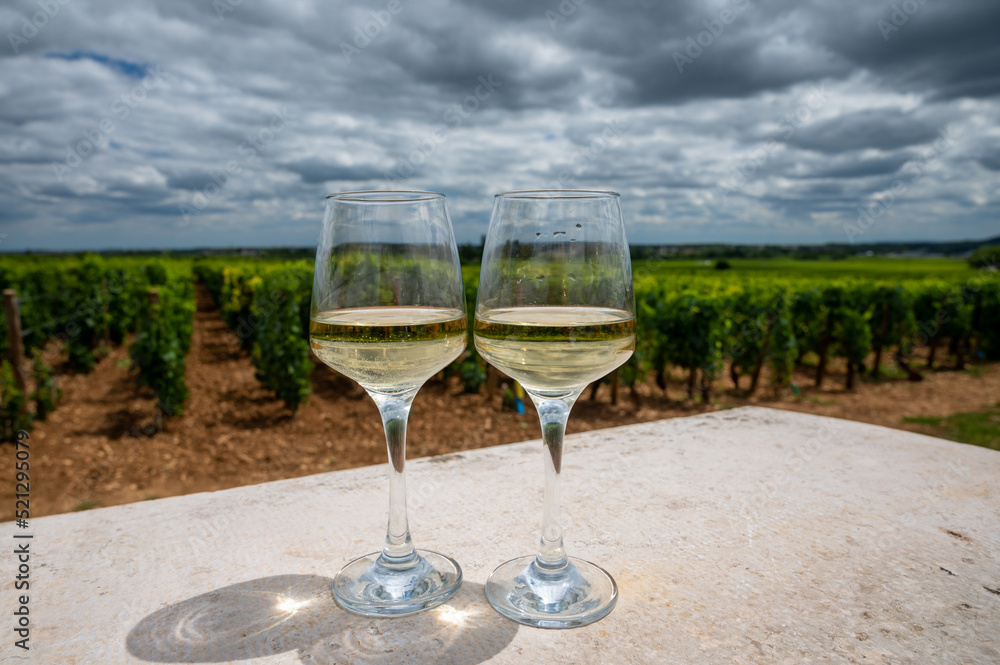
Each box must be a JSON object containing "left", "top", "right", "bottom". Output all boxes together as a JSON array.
[
  {"left": 632, "top": 257, "right": 977, "bottom": 280},
  {"left": 461, "top": 256, "right": 979, "bottom": 283},
  {"left": 903, "top": 404, "right": 1000, "bottom": 451}
]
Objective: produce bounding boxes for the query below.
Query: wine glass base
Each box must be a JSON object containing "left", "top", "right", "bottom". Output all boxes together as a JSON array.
[
  {"left": 485, "top": 555, "right": 617, "bottom": 629},
  {"left": 333, "top": 549, "right": 462, "bottom": 617}
]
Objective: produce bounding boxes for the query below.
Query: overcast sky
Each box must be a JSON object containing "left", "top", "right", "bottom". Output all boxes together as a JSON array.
[{"left": 1, "top": 0, "right": 998, "bottom": 250}]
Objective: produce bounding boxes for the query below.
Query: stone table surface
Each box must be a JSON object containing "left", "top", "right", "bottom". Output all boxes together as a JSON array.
[{"left": 3, "top": 406, "right": 1000, "bottom": 664}]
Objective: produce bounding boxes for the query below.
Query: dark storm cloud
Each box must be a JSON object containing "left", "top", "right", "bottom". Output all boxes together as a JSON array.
[
  {"left": 814, "top": 0, "right": 1000, "bottom": 100},
  {"left": 166, "top": 171, "right": 219, "bottom": 191},
  {"left": 0, "top": 0, "right": 997, "bottom": 250},
  {"left": 799, "top": 154, "right": 911, "bottom": 180},
  {"left": 976, "top": 152, "right": 1000, "bottom": 172},
  {"left": 786, "top": 109, "right": 941, "bottom": 154}
]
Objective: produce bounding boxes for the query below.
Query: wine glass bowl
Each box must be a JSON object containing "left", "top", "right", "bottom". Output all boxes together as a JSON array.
[
  {"left": 474, "top": 190, "right": 636, "bottom": 628},
  {"left": 311, "top": 191, "right": 467, "bottom": 616}
]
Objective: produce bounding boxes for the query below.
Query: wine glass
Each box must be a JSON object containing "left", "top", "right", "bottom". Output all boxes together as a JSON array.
[
  {"left": 311, "top": 191, "right": 467, "bottom": 616},
  {"left": 474, "top": 189, "right": 636, "bottom": 628}
]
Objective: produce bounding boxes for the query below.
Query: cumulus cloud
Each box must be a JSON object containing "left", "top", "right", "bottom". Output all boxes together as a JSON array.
[{"left": 0, "top": 0, "right": 997, "bottom": 250}]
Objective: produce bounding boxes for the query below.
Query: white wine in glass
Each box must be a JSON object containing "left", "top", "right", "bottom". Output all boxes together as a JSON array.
[
  {"left": 311, "top": 307, "right": 467, "bottom": 393},
  {"left": 311, "top": 191, "right": 467, "bottom": 617},
  {"left": 475, "top": 190, "right": 636, "bottom": 628},
  {"left": 474, "top": 306, "right": 635, "bottom": 396}
]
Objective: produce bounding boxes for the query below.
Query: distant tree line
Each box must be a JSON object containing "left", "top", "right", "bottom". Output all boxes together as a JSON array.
[{"left": 5, "top": 234, "right": 998, "bottom": 265}]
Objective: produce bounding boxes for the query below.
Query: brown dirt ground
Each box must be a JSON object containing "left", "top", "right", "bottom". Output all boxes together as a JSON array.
[{"left": 5, "top": 284, "right": 999, "bottom": 520}]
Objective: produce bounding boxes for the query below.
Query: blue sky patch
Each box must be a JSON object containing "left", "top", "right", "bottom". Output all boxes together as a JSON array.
[{"left": 46, "top": 51, "right": 149, "bottom": 79}]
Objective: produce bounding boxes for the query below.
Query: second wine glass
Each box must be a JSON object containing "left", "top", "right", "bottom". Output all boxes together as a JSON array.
[
  {"left": 474, "top": 189, "right": 636, "bottom": 628},
  {"left": 311, "top": 190, "right": 467, "bottom": 616}
]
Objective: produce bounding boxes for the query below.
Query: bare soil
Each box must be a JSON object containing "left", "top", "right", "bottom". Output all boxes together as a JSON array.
[{"left": 6, "top": 285, "right": 999, "bottom": 520}]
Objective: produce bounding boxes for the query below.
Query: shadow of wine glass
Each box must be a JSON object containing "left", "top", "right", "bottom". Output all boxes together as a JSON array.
[{"left": 126, "top": 575, "right": 518, "bottom": 665}]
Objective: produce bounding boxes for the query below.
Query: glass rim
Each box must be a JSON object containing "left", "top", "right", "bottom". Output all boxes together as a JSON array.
[
  {"left": 495, "top": 189, "right": 619, "bottom": 199},
  {"left": 325, "top": 190, "right": 445, "bottom": 202}
]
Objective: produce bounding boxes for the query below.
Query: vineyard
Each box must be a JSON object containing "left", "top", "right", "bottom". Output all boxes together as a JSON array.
[
  {"left": 184, "top": 258, "right": 1000, "bottom": 417},
  {"left": 1, "top": 253, "right": 999, "bottom": 516},
  {"left": 1, "top": 257, "right": 194, "bottom": 440},
  {"left": 629, "top": 269, "right": 1000, "bottom": 401},
  {"left": 2, "top": 254, "right": 1000, "bottom": 441}
]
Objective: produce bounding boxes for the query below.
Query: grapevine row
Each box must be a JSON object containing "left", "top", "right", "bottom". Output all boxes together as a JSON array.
[
  {"left": 194, "top": 261, "right": 313, "bottom": 412},
  {"left": 198, "top": 259, "right": 1000, "bottom": 410},
  {"left": 1, "top": 257, "right": 195, "bottom": 437},
  {"left": 8, "top": 257, "right": 992, "bottom": 435},
  {"left": 630, "top": 273, "right": 1000, "bottom": 400}
]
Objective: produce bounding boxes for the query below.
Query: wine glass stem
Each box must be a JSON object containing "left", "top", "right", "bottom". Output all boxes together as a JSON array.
[
  {"left": 536, "top": 398, "right": 572, "bottom": 569},
  {"left": 374, "top": 393, "right": 417, "bottom": 565}
]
